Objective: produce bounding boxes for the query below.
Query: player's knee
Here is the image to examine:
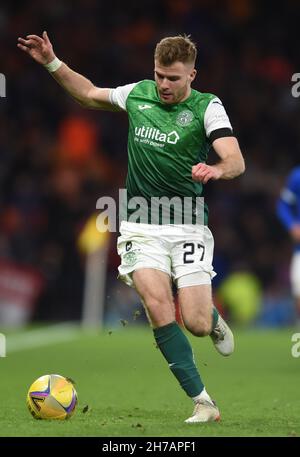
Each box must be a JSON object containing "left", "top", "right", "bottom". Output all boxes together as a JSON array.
[
  {"left": 145, "top": 296, "right": 171, "bottom": 313},
  {"left": 143, "top": 296, "right": 174, "bottom": 327},
  {"left": 185, "top": 316, "right": 212, "bottom": 337},
  {"left": 138, "top": 285, "right": 169, "bottom": 308}
]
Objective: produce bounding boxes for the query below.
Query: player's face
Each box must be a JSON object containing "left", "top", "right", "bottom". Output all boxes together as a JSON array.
[{"left": 154, "top": 60, "right": 196, "bottom": 104}]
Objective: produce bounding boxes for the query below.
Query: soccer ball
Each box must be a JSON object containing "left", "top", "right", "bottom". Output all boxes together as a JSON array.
[{"left": 26, "top": 374, "right": 78, "bottom": 420}]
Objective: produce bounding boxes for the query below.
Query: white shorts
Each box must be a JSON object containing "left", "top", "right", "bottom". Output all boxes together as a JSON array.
[
  {"left": 117, "top": 221, "right": 216, "bottom": 288},
  {"left": 291, "top": 251, "right": 300, "bottom": 297}
]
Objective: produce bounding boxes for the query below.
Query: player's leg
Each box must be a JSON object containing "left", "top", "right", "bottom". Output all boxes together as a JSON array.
[
  {"left": 290, "top": 252, "right": 300, "bottom": 324},
  {"left": 178, "top": 281, "right": 234, "bottom": 356},
  {"left": 296, "top": 298, "right": 300, "bottom": 324},
  {"left": 175, "top": 282, "right": 229, "bottom": 422},
  {"left": 132, "top": 268, "right": 208, "bottom": 406},
  {"left": 178, "top": 283, "right": 213, "bottom": 336},
  {"left": 117, "top": 223, "right": 213, "bottom": 420},
  {"left": 132, "top": 268, "right": 174, "bottom": 327},
  {"left": 169, "top": 225, "right": 233, "bottom": 422},
  {"left": 172, "top": 225, "right": 234, "bottom": 356}
]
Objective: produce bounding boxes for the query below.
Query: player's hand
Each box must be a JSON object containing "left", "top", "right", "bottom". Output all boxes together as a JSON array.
[
  {"left": 17, "top": 31, "right": 55, "bottom": 65},
  {"left": 290, "top": 224, "right": 300, "bottom": 243},
  {"left": 192, "top": 163, "right": 222, "bottom": 184}
]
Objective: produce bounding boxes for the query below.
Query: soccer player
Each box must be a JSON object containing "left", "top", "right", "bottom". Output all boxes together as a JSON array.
[
  {"left": 18, "top": 32, "right": 245, "bottom": 423},
  {"left": 277, "top": 166, "right": 300, "bottom": 324}
]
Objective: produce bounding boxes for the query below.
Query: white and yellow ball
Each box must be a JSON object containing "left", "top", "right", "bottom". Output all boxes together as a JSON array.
[{"left": 27, "top": 374, "right": 78, "bottom": 420}]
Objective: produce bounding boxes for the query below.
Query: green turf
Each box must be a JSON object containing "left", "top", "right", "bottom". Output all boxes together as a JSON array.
[{"left": 0, "top": 325, "right": 299, "bottom": 437}]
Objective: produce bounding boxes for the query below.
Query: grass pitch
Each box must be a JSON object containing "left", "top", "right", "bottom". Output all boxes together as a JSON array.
[{"left": 0, "top": 325, "right": 299, "bottom": 437}]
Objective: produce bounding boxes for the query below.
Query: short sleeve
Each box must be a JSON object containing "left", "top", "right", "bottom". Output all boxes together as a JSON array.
[
  {"left": 204, "top": 97, "right": 233, "bottom": 137},
  {"left": 109, "top": 83, "right": 138, "bottom": 111}
]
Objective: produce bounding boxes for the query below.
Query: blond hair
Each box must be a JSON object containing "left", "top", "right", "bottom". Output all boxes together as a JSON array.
[{"left": 154, "top": 35, "right": 197, "bottom": 66}]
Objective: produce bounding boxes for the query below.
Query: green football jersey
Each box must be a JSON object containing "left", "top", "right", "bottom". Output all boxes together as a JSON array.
[{"left": 112, "top": 79, "right": 230, "bottom": 225}]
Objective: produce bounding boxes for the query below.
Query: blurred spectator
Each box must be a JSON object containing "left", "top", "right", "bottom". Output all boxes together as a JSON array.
[
  {"left": 0, "top": 259, "right": 44, "bottom": 326},
  {"left": 277, "top": 166, "right": 300, "bottom": 325},
  {"left": 217, "top": 267, "right": 262, "bottom": 325}
]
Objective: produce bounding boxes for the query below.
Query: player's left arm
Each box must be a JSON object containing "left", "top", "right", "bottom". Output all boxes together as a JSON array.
[
  {"left": 192, "top": 137, "right": 245, "bottom": 184},
  {"left": 192, "top": 97, "right": 245, "bottom": 184}
]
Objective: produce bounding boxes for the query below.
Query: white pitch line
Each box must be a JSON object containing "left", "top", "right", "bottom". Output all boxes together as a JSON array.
[{"left": 6, "top": 323, "right": 81, "bottom": 353}]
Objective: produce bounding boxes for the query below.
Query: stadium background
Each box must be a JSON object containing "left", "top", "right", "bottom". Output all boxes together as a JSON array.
[
  {"left": 1, "top": 0, "right": 299, "bottom": 327},
  {"left": 1, "top": 0, "right": 300, "bottom": 439}
]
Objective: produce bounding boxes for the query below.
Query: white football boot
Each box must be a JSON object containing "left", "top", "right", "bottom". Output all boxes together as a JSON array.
[
  {"left": 185, "top": 399, "right": 220, "bottom": 423},
  {"left": 210, "top": 313, "right": 234, "bottom": 356}
]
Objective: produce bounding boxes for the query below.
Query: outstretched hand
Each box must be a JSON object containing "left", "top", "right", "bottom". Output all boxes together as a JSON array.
[{"left": 17, "top": 31, "right": 55, "bottom": 65}]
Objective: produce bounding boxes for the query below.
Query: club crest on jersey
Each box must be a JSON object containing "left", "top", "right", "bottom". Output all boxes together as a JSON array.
[
  {"left": 123, "top": 251, "right": 138, "bottom": 266},
  {"left": 176, "top": 110, "right": 194, "bottom": 127}
]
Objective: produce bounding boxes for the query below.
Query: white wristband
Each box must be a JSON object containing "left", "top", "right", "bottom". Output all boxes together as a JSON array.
[{"left": 44, "top": 57, "right": 62, "bottom": 73}]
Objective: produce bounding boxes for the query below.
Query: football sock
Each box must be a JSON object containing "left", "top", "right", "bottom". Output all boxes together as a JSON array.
[
  {"left": 211, "top": 307, "right": 219, "bottom": 331},
  {"left": 192, "top": 387, "right": 214, "bottom": 405},
  {"left": 153, "top": 321, "right": 204, "bottom": 398}
]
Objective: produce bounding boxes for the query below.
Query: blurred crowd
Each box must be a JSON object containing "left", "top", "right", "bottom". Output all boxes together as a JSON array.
[{"left": 1, "top": 0, "right": 300, "bottom": 327}]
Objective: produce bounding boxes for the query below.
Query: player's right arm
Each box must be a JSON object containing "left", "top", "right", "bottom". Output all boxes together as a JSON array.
[{"left": 17, "top": 31, "right": 118, "bottom": 111}]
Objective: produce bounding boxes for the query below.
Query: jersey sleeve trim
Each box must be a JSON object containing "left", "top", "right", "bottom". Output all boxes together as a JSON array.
[
  {"left": 109, "top": 82, "right": 138, "bottom": 111},
  {"left": 204, "top": 97, "right": 233, "bottom": 137},
  {"left": 209, "top": 127, "right": 235, "bottom": 143}
]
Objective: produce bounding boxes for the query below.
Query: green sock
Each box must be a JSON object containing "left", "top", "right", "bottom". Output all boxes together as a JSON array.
[
  {"left": 153, "top": 322, "right": 204, "bottom": 398},
  {"left": 212, "top": 307, "right": 219, "bottom": 330}
]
